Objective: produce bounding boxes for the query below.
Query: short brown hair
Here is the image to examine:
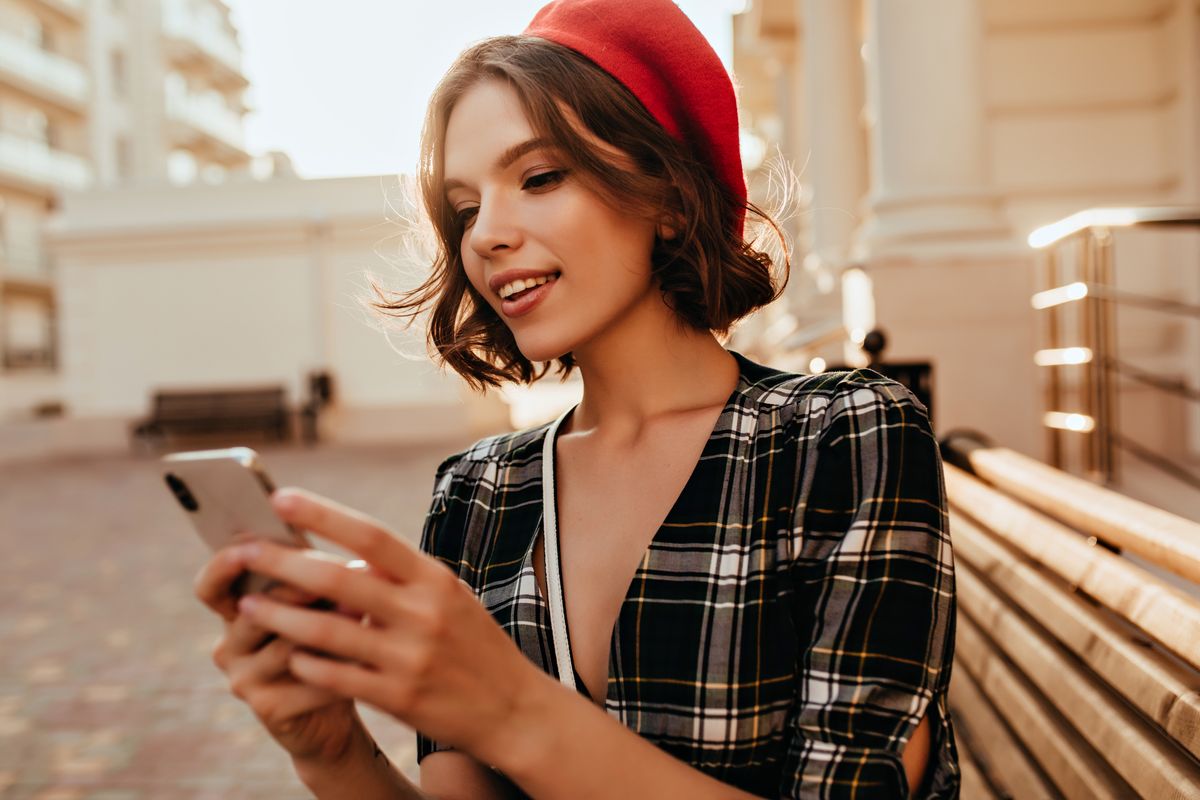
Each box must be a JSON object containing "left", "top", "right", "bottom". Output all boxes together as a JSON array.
[{"left": 370, "top": 35, "right": 789, "bottom": 392}]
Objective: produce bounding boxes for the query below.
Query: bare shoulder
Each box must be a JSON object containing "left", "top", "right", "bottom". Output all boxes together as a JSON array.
[{"left": 420, "top": 750, "right": 522, "bottom": 800}]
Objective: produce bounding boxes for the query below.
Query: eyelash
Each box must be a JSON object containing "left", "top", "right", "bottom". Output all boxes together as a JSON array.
[
  {"left": 454, "top": 169, "right": 568, "bottom": 226},
  {"left": 523, "top": 169, "right": 566, "bottom": 190}
]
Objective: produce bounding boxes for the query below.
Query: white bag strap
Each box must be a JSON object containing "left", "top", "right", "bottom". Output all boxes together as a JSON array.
[{"left": 542, "top": 405, "right": 578, "bottom": 692}]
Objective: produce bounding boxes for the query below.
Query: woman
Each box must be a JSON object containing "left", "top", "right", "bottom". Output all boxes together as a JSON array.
[{"left": 194, "top": 0, "right": 960, "bottom": 797}]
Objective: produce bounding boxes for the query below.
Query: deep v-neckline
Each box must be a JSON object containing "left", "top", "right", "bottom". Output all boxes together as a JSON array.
[{"left": 536, "top": 356, "right": 746, "bottom": 704}]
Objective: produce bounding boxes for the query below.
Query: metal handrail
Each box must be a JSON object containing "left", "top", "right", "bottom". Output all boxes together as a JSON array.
[
  {"left": 1027, "top": 206, "right": 1200, "bottom": 488},
  {"left": 1108, "top": 356, "right": 1200, "bottom": 406},
  {"left": 1034, "top": 282, "right": 1200, "bottom": 319},
  {"left": 1029, "top": 207, "right": 1200, "bottom": 248}
]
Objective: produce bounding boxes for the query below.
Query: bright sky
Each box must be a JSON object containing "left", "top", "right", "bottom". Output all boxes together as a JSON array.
[{"left": 223, "top": 0, "right": 747, "bottom": 180}]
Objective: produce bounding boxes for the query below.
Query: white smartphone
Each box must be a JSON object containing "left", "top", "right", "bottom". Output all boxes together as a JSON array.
[{"left": 162, "top": 446, "right": 312, "bottom": 598}]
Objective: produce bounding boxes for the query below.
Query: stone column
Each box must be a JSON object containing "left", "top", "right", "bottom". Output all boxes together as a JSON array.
[
  {"left": 856, "top": 0, "right": 1014, "bottom": 260},
  {"left": 800, "top": 0, "right": 866, "bottom": 271}
]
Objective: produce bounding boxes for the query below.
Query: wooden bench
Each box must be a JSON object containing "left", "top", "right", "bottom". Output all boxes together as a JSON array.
[
  {"left": 939, "top": 433, "right": 1200, "bottom": 799},
  {"left": 132, "top": 386, "right": 291, "bottom": 448}
]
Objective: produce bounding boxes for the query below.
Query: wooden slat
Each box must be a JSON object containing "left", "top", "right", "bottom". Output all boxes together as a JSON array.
[
  {"left": 952, "top": 511, "right": 1200, "bottom": 759},
  {"left": 957, "top": 561, "right": 1200, "bottom": 798},
  {"left": 954, "top": 614, "right": 1133, "bottom": 800},
  {"left": 948, "top": 659, "right": 1060, "bottom": 799},
  {"left": 945, "top": 464, "right": 1200, "bottom": 672},
  {"left": 955, "top": 741, "right": 997, "bottom": 800},
  {"left": 957, "top": 445, "right": 1200, "bottom": 584}
]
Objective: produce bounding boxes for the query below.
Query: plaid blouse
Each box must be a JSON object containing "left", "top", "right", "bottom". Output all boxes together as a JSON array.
[{"left": 415, "top": 350, "right": 960, "bottom": 798}]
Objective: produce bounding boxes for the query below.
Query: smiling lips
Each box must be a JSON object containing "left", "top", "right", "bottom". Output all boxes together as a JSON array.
[
  {"left": 488, "top": 268, "right": 561, "bottom": 297},
  {"left": 497, "top": 272, "right": 559, "bottom": 300},
  {"left": 499, "top": 273, "right": 559, "bottom": 318}
]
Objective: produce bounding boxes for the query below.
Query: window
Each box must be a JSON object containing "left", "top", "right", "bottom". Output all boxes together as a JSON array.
[
  {"left": 111, "top": 50, "right": 127, "bottom": 98},
  {"left": 115, "top": 136, "right": 132, "bottom": 180},
  {"left": 36, "top": 21, "right": 53, "bottom": 53},
  {"left": 2, "top": 296, "right": 56, "bottom": 371},
  {"left": 27, "top": 110, "right": 49, "bottom": 144}
]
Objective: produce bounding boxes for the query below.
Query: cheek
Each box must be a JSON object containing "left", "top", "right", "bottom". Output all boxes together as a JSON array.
[{"left": 458, "top": 253, "right": 490, "bottom": 302}]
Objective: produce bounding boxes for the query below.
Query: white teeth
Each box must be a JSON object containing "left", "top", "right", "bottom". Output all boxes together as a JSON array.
[{"left": 499, "top": 273, "right": 558, "bottom": 299}]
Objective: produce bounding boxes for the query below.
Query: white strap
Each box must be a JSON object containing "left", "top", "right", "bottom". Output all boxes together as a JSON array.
[{"left": 542, "top": 405, "right": 578, "bottom": 692}]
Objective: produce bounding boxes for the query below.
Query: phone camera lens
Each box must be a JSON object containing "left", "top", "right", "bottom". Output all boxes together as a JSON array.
[{"left": 164, "top": 473, "right": 200, "bottom": 512}]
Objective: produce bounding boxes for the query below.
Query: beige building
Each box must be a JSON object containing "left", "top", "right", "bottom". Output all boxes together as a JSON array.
[
  {"left": 21, "top": 171, "right": 500, "bottom": 464},
  {"left": 0, "top": 0, "right": 519, "bottom": 464},
  {"left": 5, "top": 0, "right": 1199, "bottom": 522},
  {"left": 0, "top": 0, "right": 252, "bottom": 420},
  {"left": 732, "top": 0, "right": 1200, "bottom": 517}
]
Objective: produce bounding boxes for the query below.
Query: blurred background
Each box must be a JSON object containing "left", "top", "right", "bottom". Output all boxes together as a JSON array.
[{"left": 2, "top": 0, "right": 1199, "bottom": 797}]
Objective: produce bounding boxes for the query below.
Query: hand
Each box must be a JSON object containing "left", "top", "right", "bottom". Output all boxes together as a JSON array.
[
  {"left": 194, "top": 541, "right": 375, "bottom": 765},
  {"left": 224, "top": 487, "right": 544, "bottom": 764}
]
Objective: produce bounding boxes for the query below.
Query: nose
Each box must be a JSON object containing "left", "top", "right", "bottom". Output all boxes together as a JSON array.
[{"left": 467, "top": 193, "right": 524, "bottom": 259}]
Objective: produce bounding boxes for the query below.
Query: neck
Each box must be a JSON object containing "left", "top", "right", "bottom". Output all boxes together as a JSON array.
[{"left": 563, "top": 291, "right": 740, "bottom": 446}]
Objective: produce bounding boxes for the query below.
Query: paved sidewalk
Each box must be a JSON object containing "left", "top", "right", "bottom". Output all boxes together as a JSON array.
[{"left": 1, "top": 436, "right": 476, "bottom": 799}]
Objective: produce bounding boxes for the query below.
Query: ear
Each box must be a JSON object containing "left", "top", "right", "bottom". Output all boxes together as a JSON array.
[{"left": 656, "top": 211, "right": 684, "bottom": 241}]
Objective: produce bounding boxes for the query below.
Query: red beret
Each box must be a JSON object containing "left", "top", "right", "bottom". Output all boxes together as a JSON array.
[{"left": 523, "top": 0, "right": 747, "bottom": 236}]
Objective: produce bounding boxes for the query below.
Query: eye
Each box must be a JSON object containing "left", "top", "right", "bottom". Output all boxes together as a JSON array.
[
  {"left": 523, "top": 169, "right": 567, "bottom": 190},
  {"left": 454, "top": 206, "right": 478, "bottom": 226}
]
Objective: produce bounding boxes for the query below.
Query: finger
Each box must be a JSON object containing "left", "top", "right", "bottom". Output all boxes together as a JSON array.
[
  {"left": 286, "top": 649, "right": 396, "bottom": 710},
  {"left": 228, "top": 635, "right": 296, "bottom": 690},
  {"left": 269, "top": 488, "right": 426, "bottom": 584},
  {"left": 236, "top": 593, "right": 392, "bottom": 666},
  {"left": 266, "top": 582, "right": 322, "bottom": 608},
  {"left": 333, "top": 559, "right": 373, "bottom": 618},
  {"left": 245, "top": 680, "right": 348, "bottom": 728},
  {"left": 224, "top": 610, "right": 278, "bottom": 657},
  {"left": 195, "top": 547, "right": 259, "bottom": 622},
  {"left": 229, "top": 541, "right": 400, "bottom": 626}
]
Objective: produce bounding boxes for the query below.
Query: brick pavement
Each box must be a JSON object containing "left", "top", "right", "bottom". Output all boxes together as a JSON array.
[{"left": 1, "top": 435, "right": 477, "bottom": 799}]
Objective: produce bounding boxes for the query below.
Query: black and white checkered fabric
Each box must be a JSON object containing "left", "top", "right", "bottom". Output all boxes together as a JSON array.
[{"left": 416, "top": 350, "right": 959, "bottom": 799}]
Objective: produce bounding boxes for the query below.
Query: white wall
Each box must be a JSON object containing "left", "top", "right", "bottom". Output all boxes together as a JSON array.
[
  {"left": 734, "top": 0, "right": 1200, "bottom": 507},
  {"left": 982, "top": 0, "right": 1187, "bottom": 238},
  {"left": 34, "top": 172, "right": 497, "bottom": 455}
]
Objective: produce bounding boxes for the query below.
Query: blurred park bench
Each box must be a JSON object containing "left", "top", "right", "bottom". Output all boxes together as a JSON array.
[
  {"left": 130, "top": 371, "right": 334, "bottom": 451},
  {"left": 131, "top": 385, "right": 290, "bottom": 449}
]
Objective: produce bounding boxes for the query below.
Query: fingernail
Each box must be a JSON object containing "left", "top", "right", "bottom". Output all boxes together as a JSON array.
[
  {"left": 272, "top": 489, "right": 301, "bottom": 512},
  {"left": 228, "top": 542, "right": 261, "bottom": 563},
  {"left": 238, "top": 595, "right": 259, "bottom": 612}
]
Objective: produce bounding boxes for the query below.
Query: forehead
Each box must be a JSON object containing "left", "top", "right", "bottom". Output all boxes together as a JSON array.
[
  {"left": 443, "top": 80, "right": 536, "bottom": 180},
  {"left": 442, "top": 79, "right": 638, "bottom": 185}
]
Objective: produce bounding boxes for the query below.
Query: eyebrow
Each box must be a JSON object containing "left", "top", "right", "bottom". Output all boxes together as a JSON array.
[{"left": 443, "top": 138, "right": 553, "bottom": 192}]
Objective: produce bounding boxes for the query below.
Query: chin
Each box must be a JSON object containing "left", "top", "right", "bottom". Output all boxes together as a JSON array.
[
  {"left": 516, "top": 343, "right": 571, "bottom": 364},
  {"left": 511, "top": 331, "right": 574, "bottom": 365}
]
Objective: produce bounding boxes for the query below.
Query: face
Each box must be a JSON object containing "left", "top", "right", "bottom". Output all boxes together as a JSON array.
[{"left": 442, "top": 79, "right": 660, "bottom": 364}]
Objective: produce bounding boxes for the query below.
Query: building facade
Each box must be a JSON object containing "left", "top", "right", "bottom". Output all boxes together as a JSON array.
[
  {"left": 733, "top": 0, "right": 1200, "bottom": 516},
  {"left": 21, "top": 172, "right": 499, "bottom": 464},
  {"left": 0, "top": 0, "right": 252, "bottom": 420}
]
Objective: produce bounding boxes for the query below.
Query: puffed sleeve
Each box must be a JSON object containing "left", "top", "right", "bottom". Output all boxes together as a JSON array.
[
  {"left": 414, "top": 451, "right": 466, "bottom": 766},
  {"left": 780, "top": 370, "right": 960, "bottom": 799}
]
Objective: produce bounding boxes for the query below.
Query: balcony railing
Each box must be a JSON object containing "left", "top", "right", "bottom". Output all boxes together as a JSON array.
[
  {"left": 1028, "top": 206, "right": 1200, "bottom": 490},
  {"left": 0, "top": 131, "right": 92, "bottom": 191},
  {"left": 161, "top": 0, "right": 247, "bottom": 86},
  {"left": 164, "top": 81, "right": 247, "bottom": 153},
  {"left": 0, "top": 243, "right": 54, "bottom": 283},
  {"left": 0, "top": 28, "right": 88, "bottom": 109},
  {"left": 31, "top": 0, "right": 85, "bottom": 20}
]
